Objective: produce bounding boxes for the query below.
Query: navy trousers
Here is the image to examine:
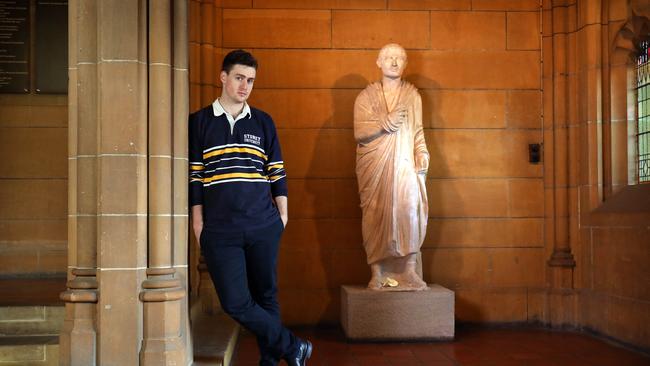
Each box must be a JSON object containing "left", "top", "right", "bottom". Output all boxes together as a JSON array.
[{"left": 200, "top": 218, "right": 297, "bottom": 363}]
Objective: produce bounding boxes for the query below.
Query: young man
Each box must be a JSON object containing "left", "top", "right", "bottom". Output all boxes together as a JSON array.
[{"left": 189, "top": 49, "right": 312, "bottom": 366}]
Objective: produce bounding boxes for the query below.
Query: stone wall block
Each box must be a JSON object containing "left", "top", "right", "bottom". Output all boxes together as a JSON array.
[
  {"left": 224, "top": 0, "right": 252, "bottom": 8},
  {"left": 423, "top": 218, "right": 544, "bottom": 248},
  {"left": 506, "top": 90, "right": 542, "bottom": 128},
  {"left": 407, "top": 51, "right": 540, "bottom": 89},
  {"left": 508, "top": 179, "right": 545, "bottom": 217},
  {"left": 430, "top": 11, "right": 505, "bottom": 50},
  {"left": 455, "top": 288, "right": 528, "bottom": 322},
  {"left": 472, "top": 0, "right": 540, "bottom": 11},
  {"left": 225, "top": 9, "right": 331, "bottom": 48},
  {"left": 98, "top": 62, "right": 147, "bottom": 154},
  {"left": 422, "top": 90, "right": 506, "bottom": 129},
  {"left": 388, "top": 0, "right": 470, "bottom": 10},
  {"left": 426, "top": 179, "right": 509, "bottom": 217},
  {"left": 0, "top": 128, "right": 67, "bottom": 178},
  {"left": 330, "top": 179, "right": 362, "bottom": 218},
  {"left": 279, "top": 219, "right": 362, "bottom": 251},
  {"left": 287, "top": 179, "right": 333, "bottom": 219},
  {"left": 252, "top": 49, "right": 377, "bottom": 88},
  {"left": 488, "top": 248, "right": 545, "bottom": 287},
  {"left": 507, "top": 12, "right": 541, "bottom": 50},
  {"left": 98, "top": 0, "right": 142, "bottom": 60},
  {"left": 256, "top": 0, "right": 385, "bottom": 9},
  {"left": 332, "top": 10, "right": 429, "bottom": 49},
  {"left": 0, "top": 219, "right": 67, "bottom": 243},
  {"left": 0, "top": 180, "right": 67, "bottom": 220},
  {"left": 425, "top": 130, "right": 543, "bottom": 178},
  {"left": 97, "top": 216, "right": 147, "bottom": 269},
  {"left": 98, "top": 156, "right": 147, "bottom": 214}
]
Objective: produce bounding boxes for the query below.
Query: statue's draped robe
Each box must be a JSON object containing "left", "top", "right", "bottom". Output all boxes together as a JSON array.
[{"left": 354, "top": 81, "right": 429, "bottom": 265}]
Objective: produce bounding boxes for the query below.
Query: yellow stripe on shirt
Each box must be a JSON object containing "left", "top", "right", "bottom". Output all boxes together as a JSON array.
[
  {"left": 202, "top": 172, "right": 267, "bottom": 183},
  {"left": 203, "top": 147, "right": 268, "bottom": 160},
  {"left": 267, "top": 164, "right": 283, "bottom": 170}
]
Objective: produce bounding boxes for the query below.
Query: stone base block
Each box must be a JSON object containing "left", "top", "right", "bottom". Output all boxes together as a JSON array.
[{"left": 341, "top": 284, "right": 454, "bottom": 341}]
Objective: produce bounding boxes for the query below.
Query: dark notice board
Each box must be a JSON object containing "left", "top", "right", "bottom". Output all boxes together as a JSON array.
[
  {"left": 0, "top": 0, "right": 30, "bottom": 93},
  {"left": 35, "top": 0, "right": 67, "bottom": 93}
]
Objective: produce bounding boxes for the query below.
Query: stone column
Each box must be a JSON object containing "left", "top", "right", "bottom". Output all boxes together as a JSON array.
[
  {"left": 542, "top": 0, "right": 579, "bottom": 328},
  {"left": 62, "top": 0, "right": 190, "bottom": 364},
  {"left": 547, "top": 0, "right": 577, "bottom": 271},
  {"left": 139, "top": 0, "right": 189, "bottom": 364},
  {"left": 59, "top": 1, "right": 99, "bottom": 364}
]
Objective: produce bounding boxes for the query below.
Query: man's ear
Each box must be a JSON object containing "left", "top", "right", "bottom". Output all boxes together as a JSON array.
[
  {"left": 220, "top": 70, "right": 227, "bottom": 83},
  {"left": 376, "top": 58, "right": 382, "bottom": 69}
]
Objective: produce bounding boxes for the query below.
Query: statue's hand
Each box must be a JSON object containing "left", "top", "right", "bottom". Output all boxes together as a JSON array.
[
  {"left": 387, "top": 105, "right": 407, "bottom": 128},
  {"left": 415, "top": 153, "right": 429, "bottom": 174}
]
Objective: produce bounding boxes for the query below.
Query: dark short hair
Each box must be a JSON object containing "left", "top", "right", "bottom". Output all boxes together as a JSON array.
[{"left": 222, "top": 49, "right": 258, "bottom": 73}]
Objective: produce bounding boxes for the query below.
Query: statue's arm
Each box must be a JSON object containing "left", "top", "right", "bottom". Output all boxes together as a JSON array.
[
  {"left": 413, "top": 93, "right": 429, "bottom": 173},
  {"left": 353, "top": 94, "right": 401, "bottom": 144}
]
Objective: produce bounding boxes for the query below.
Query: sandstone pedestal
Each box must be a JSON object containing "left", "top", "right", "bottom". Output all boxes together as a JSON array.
[{"left": 341, "top": 284, "right": 454, "bottom": 341}]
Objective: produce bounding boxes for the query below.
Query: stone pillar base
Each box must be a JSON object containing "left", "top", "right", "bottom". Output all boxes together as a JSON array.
[{"left": 341, "top": 284, "right": 454, "bottom": 341}]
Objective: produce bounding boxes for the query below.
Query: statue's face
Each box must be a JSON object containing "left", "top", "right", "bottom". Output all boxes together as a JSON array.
[{"left": 377, "top": 46, "right": 407, "bottom": 79}]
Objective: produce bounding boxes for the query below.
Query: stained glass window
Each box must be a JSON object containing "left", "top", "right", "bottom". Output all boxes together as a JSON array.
[{"left": 636, "top": 40, "right": 650, "bottom": 183}]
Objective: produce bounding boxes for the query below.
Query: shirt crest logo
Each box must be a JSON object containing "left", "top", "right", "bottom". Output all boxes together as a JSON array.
[{"left": 243, "top": 134, "right": 261, "bottom": 146}]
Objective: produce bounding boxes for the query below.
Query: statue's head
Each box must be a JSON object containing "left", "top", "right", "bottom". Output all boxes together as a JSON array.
[{"left": 376, "top": 43, "right": 407, "bottom": 80}]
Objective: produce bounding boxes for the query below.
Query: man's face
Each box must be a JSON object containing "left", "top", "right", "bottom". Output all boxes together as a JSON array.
[
  {"left": 377, "top": 46, "right": 407, "bottom": 79},
  {"left": 220, "top": 64, "right": 256, "bottom": 104}
]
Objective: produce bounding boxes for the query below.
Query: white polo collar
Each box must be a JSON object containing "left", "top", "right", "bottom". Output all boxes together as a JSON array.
[{"left": 212, "top": 98, "right": 251, "bottom": 120}]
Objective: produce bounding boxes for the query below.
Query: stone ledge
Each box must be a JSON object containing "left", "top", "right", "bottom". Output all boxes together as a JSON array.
[
  {"left": 341, "top": 284, "right": 455, "bottom": 341},
  {"left": 0, "top": 336, "right": 58, "bottom": 365},
  {"left": 191, "top": 301, "right": 240, "bottom": 366}
]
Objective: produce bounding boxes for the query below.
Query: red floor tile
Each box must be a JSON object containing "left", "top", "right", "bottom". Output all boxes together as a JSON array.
[{"left": 230, "top": 327, "right": 650, "bottom": 366}]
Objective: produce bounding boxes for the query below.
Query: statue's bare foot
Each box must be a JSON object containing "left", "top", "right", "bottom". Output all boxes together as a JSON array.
[
  {"left": 368, "top": 276, "right": 382, "bottom": 290},
  {"left": 403, "top": 271, "right": 427, "bottom": 291}
]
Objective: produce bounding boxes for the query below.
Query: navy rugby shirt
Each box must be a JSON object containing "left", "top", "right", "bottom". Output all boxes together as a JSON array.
[{"left": 189, "top": 101, "right": 287, "bottom": 233}]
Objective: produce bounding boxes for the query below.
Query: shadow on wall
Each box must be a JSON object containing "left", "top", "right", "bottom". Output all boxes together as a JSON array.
[
  {"left": 404, "top": 72, "right": 483, "bottom": 321},
  {"left": 307, "top": 73, "right": 369, "bottom": 324}
]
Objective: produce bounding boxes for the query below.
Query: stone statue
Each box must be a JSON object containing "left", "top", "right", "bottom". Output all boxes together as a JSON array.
[{"left": 354, "top": 43, "right": 429, "bottom": 291}]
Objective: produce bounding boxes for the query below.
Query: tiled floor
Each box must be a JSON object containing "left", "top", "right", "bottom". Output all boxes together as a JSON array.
[{"left": 231, "top": 327, "right": 650, "bottom": 366}]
